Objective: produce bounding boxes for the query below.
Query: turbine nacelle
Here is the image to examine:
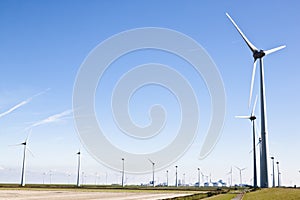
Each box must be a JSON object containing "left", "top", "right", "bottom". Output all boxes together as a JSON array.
[
  {"left": 253, "top": 50, "right": 265, "bottom": 60},
  {"left": 249, "top": 115, "right": 256, "bottom": 121}
]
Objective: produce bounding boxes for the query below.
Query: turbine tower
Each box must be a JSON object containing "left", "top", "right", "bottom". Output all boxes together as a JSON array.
[
  {"left": 20, "top": 139, "right": 27, "bottom": 187},
  {"left": 235, "top": 166, "right": 246, "bottom": 186},
  {"left": 197, "top": 168, "right": 201, "bottom": 187},
  {"left": 76, "top": 150, "right": 81, "bottom": 187},
  {"left": 227, "top": 167, "right": 233, "bottom": 187},
  {"left": 226, "top": 13, "right": 285, "bottom": 188},
  {"left": 121, "top": 158, "right": 125, "bottom": 187},
  {"left": 236, "top": 96, "right": 258, "bottom": 188},
  {"left": 15, "top": 130, "right": 33, "bottom": 187},
  {"left": 148, "top": 159, "right": 155, "bottom": 187}
]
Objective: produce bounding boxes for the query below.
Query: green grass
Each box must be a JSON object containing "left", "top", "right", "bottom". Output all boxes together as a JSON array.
[
  {"left": 204, "top": 193, "right": 237, "bottom": 200},
  {"left": 164, "top": 193, "right": 208, "bottom": 200},
  {"left": 243, "top": 188, "right": 300, "bottom": 200},
  {"left": 163, "top": 189, "right": 229, "bottom": 200}
]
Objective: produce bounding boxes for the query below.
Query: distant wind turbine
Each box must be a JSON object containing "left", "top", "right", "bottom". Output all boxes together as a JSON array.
[
  {"left": 197, "top": 168, "right": 201, "bottom": 187},
  {"left": 76, "top": 150, "right": 81, "bottom": 187},
  {"left": 227, "top": 166, "right": 233, "bottom": 187},
  {"left": 11, "top": 129, "right": 34, "bottom": 187},
  {"left": 148, "top": 159, "right": 155, "bottom": 187},
  {"left": 236, "top": 95, "right": 258, "bottom": 188},
  {"left": 235, "top": 166, "right": 246, "bottom": 186},
  {"left": 226, "top": 13, "right": 285, "bottom": 188}
]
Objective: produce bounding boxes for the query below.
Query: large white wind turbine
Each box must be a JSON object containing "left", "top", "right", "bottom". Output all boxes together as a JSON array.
[{"left": 226, "top": 13, "right": 285, "bottom": 188}]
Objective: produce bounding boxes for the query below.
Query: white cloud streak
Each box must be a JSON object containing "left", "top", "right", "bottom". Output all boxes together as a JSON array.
[
  {"left": 0, "top": 88, "right": 50, "bottom": 119},
  {"left": 28, "top": 109, "right": 73, "bottom": 129}
]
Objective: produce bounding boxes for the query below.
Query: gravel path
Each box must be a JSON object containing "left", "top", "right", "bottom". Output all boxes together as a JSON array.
[{"left": 231, "top": 192, "right": 244, "bottom": 200}]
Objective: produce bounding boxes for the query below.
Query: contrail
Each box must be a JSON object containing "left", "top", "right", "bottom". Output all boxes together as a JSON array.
[
  {"left": 0, "top": 88, "right": 50, "bottom": 119},
  {"left": 28, "top": 109, "right": 73, "bottom": 129}
]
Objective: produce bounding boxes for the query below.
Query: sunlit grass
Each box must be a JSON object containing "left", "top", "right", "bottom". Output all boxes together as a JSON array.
[
  {"left": 243, "top": 188, "right": 300, "bottom": 200},
  {"left": 203, "top": 193, "right": 236, "bottom": 200}
]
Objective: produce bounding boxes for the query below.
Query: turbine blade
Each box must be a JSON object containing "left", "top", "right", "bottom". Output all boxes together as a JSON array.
[
  {"left": 227, "top": 167, "right": 232, "bottom": 174},
  {"left": 27, "top": 147, "right": 35, "bottom": 158},
  {"left": 257, "top": 138, "right": 262, "bottom": 146},
  {"left": 251, "top": 95, "right": 258, "bottom": 116},
  {"left": 249, "top": 149, "right": 253, "bottom": 154},
  {"left": 148, "top": 159, "right": 154, "bottom": 164},
  {"left": 235, "top": 115, "right": 250, "bottom": 119},
  {"left": 255, "top": 121, "right": 261, "bottom": 138},
  {"left": 8, "top": 143, "right": 23, "bottom": 147},
  {"left": 249, "top": 60, "right": 257, "bottom": 108},
  {"left": 226, "top": 13, "right": 258, "bottom": 53},
  {"left": 264, "top": 45, "right": 286, "bottom": 55},
  {"left": 25, "top": 129, "right": 32, "bottom": 143}
]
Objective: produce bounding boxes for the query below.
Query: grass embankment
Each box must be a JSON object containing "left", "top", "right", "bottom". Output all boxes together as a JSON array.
[
  {"left": 204, "top": 193, "right": 237, "bottom": 200},
  {"left": 162, "top": 189, "right": 232, "bottom": 200},
  {"left": 243, "top": 188, "right": 300, "bottom": 200}
]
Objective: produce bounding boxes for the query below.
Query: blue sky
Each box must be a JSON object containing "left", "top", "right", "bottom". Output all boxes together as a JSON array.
[{"left": 0, "top": 1, "right": 299, "bottom": 186}]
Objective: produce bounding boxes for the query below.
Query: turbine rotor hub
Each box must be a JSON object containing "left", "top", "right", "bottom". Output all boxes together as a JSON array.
[
  {"left": 253, "top": 50, "right": 265, "bottom": 59},
  {"left": 250, "top": 116, "right": 256, "bottom": 121}
]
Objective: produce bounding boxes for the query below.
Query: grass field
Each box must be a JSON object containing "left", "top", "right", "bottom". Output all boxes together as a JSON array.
[
  {"left": 0, "top": 184, "right": 230, "bottom": 200},
  {"left": 243, "top": 188, "right": 300, "bottom": 200},
  {"left": 5, "top": 184, "right": 299, "bottom": 200},
  {"left": 203, "top": 193, "right": 237, "bottom": 200}
]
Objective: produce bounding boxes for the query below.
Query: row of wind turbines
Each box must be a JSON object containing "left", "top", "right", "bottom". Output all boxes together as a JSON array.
[
  {"left": 10, "top": 13, "right": 285, "bottom": 188},
  {"left": 16, "top": 134, "right": 82, "bottom": 187},
  {"left": 226, "top": 13, "right": 285, "bottom": 188}
]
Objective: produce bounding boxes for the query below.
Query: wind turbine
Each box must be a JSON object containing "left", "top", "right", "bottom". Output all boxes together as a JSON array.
[
  {"left": 226, "top": 13, "right": 286, "bottom": 188},
  {"left": 76, "top": 150, "right": 81, "bottom": 187},
  {"left": 235, "top": 166, "right": 246, "bottom": 186},
  {"left": 166, "top": 170, "right": 169, "bottom": 186},
  {"left": 148, "top": 159, "right": 155, "bottom": 187},
  {"left": 197, "top": 168, "right": 201, "bottom": 187},
  {"left": 121, "top": 158, "right": 125, "bottom": 187},
  {"left": 20, "top": 138, "right": 28, "bottom": 187},
  {"left": 236, "top": 96, "right": 258, "bottom": 188},
  {"left": 200, "top": 172, "right": 205, "bottom": 185},
  {"left": 175, "top": 166, "right": 178, "bottom": 187},
  {"left": 227, "top": 167, "right": 233, "bottom": 187},
  {"left": 12, "top": 130, "right": 33, "bottom": 187}
]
